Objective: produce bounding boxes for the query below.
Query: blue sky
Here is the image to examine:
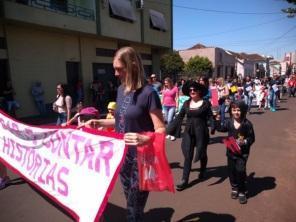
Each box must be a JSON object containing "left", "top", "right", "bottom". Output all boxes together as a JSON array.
[{"left": 173, "top": 0, "right": 296, "bottom": 60}]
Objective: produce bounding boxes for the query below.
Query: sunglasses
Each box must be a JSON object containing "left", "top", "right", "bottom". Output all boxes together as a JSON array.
[{"left": 189, "top": 88, "right": 197, "bottom": 92}]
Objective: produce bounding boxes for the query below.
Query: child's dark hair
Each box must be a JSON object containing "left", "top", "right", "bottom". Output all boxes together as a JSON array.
[{"left": 229, "top": 100, "right": 248, "bottom": 120}]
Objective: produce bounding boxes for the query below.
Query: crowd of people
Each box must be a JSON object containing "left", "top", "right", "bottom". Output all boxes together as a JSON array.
[{"left": 1, "top": 45, "right": 296, "bottom": 221}]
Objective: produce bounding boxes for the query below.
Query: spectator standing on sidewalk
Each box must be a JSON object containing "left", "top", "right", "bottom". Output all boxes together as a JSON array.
[
  {"left": 75, "top": 80, "right": 84, "bottom": 104},
  {"left": 31, "top": 81, "right": 46, "bottom": 116},
  {"left": 90, "top": 80, "right": 99, "bottom": 107},
  {"left": 3, "top": 81, "right": 20, "bottom": 117},
  {"left": 150, "top": 73, "right": 162, "bottom": 94},
  {"left": 52, "top": 83, "right": 72, "bottom": 125}
]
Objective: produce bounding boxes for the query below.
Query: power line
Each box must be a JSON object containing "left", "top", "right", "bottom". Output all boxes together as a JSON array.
[
  {"left": 173, "top": 4, "right": 282, "bottom": 15},
  {"left": 145, "top": 0, "right": 283, "bottom": 15},
  {"left": 175, "top": 17, "right": 286, "bottom": 40},
  {"left": 261, "top": 24, "right": 296, "bottom": 54},
  {"left": 216, "top": 35, "right": 296, "bottom": 46}
]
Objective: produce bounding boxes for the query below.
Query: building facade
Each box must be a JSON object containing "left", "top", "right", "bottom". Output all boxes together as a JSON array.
[
  {"left": 0, "top": 0, "right": 172, "bottom": 117},
  {"left": 281, "top": 51, "right": 296, "bottom": 75},
  {"left": 178, "top": 45, "right": 236, "bottom": 78},
  {"left": 234, "top": 53, "right": 266, "bottom": 78}
]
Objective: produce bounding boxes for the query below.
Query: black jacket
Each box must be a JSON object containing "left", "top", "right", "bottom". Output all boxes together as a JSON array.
[
  {"left": 215, "top": 118, "right": 255, "bottom": 158},
  {"left": 167, "top": 100, "right": 213, "bottom": 162}
]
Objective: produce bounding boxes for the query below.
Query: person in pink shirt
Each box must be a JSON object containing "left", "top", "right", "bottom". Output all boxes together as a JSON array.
[
  {"left": 287, "top": 74, "right": 296, "bottom": 97},
  {"left": 162, "top": 77, "right": 179, "bottom": 141}
]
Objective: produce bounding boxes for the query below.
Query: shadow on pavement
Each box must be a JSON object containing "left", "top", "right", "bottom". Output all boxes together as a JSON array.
[
  {"left": 144, "top": 207, "right": 175, "bottom": 222},
  {"left": 169, "top": 162, "right": 181, "bottom": 169},
  {"left": 247, "top": 172, "right": 276, "bottom": 199},
  {"left": 250, "top": 111, "right": 265, "bottom": 115},
  {"left": 170, "top": 163, "right": 228, "bottom": 189},
  {"left": 6, "top": 177, "right": 26, "bottom": 187},
  {"left": 275, "top": 107, "right": 288, "bottom": 111},
  {"left": 104, "top": 203, "right": 174, "bottom": 222},
  {"left": 28, "top": 183, "right": 75, "bottom": 221},
  {"left": 188, "top": 165, "right": 228, "bottom": 188},
  {"left": 176, "top": 211, "right": 236, "bottom": 222},
  {"left": 208, "top": 136, "right": 224, "bottom": 145},
  {"left": 103, "top": 203, "right": 126, "bottom": 222}
]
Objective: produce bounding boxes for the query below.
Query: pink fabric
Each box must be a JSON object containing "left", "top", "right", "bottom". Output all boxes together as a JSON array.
[
  {"left": 162, "top": 86, "right": 178, "bottom": 106},
  {"left": 79, "top": 107, "right": 99, "bottom": 117},
  {"left": 137, "top": 132, "right": 175, "bottom": 193},
  {"left": 210, "top": 88, "right": 219, "bottom": 107}
]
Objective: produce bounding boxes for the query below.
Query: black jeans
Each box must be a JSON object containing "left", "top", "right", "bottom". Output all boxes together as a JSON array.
[
  {"left": 182, "top": 138, "right": 208, "bottom": 181},
  {"left": 227, "top": 156, "right": 248, "bottom": 193},
  {"left": 120, "top": 149, "right": 149, "bottom": 222}
]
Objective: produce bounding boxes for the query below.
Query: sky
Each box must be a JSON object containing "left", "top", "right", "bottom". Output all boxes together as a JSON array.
[{"left": 173, "top": 0, "right": 296, "bottom": 60}]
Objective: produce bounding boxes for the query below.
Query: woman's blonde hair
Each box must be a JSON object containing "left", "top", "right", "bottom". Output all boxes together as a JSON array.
[
  {"left": 114, "top": 47, "right": 145, "bottom": 93},
  {"left": 164, "top": 77, "right": 173, "bottom": 89},
  {"left": 217, "top": 77, "right": 225, "bottom": 86}
]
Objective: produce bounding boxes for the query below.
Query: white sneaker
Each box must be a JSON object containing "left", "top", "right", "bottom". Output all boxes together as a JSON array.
[
  {"left": 170, "top": 136, "right": 176, "bottom": 141},
  {"left": 166, "top": 135, "right": 171, "bottom": 139}
]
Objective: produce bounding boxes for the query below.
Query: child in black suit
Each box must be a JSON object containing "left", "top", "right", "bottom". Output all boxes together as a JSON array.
[{"left": 214, "top": 100, "right": 255, "bottom": 204}]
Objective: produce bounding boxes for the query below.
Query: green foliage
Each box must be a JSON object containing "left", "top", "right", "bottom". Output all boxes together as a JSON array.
[
  {"left": 283, "top": 0, "right": 296, "bottom": 17},
  {"left": 286, "top": 0, "right": 296, "bottom": 4},
  {"left": 184, "top": 56, "right": 213, "bottom": 78},
  {"left": 160, "top": 51, "right": 185, "bottom": 77}
]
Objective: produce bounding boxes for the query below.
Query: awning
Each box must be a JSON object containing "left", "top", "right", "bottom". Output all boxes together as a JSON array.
[
  {"left": 109, "top": 0, "right": 136, "bottom": 22},
  {"left": 149, "top": 9, "right": 167, "bottom": 31}
]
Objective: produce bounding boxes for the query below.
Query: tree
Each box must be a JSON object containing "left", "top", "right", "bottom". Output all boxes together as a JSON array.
[
  {"left": 160, "top": 51, "right": 184, "bottom": 80},
  {"left": 184, "top": 56, "right": 213, "bottom": 79},
  {"left": 282, "top": 0, "right": 296, "bottom": 18}
]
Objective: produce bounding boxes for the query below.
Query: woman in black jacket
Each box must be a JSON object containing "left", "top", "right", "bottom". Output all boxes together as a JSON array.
[{"left": 167, "top": 81, "right": 214, "bottom": 191}]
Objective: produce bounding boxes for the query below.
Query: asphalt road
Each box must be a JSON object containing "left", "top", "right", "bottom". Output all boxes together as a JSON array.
[{"left": 1, "top": 97, "right": 295, "bottom": 222}]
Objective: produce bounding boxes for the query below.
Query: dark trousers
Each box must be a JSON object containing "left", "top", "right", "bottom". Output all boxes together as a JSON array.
[
  {"left": 182, "top": 139, "right": 208, "bottom": 181},
  {"left": 120, "top": 150, "right": 149, "bottom": 222},
  {"left": 288, "top": 87, "right": 295, "bottom": 97},
  {"left": 227, "top": 156, "right": 248, "bottom": 193}
]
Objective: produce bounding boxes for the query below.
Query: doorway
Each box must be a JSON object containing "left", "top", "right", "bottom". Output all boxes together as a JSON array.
[
  {"left": 0, "top": 59, "right": 9, "bottom": 110},
  {"left": 66, "top": 61, "right": 80, "bottom": 106}
]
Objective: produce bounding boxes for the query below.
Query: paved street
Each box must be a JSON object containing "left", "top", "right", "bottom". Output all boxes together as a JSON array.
[{"left": 1, "top": 97, "right": 296, "bottom": 222}]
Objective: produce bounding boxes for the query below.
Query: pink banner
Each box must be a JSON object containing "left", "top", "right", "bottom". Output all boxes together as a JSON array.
[{"left": 0, "top": 110, "right": 126, "bottom": 222}]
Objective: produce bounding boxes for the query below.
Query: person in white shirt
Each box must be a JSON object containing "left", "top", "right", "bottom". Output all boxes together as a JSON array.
[{"left": 53, "top": 83, "right": 72, "bottom": 125}]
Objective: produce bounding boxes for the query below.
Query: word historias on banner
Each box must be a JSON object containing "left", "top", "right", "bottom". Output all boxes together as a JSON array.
[{"left": 0, "top": 111, "right": 126, "bottom": 222}]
